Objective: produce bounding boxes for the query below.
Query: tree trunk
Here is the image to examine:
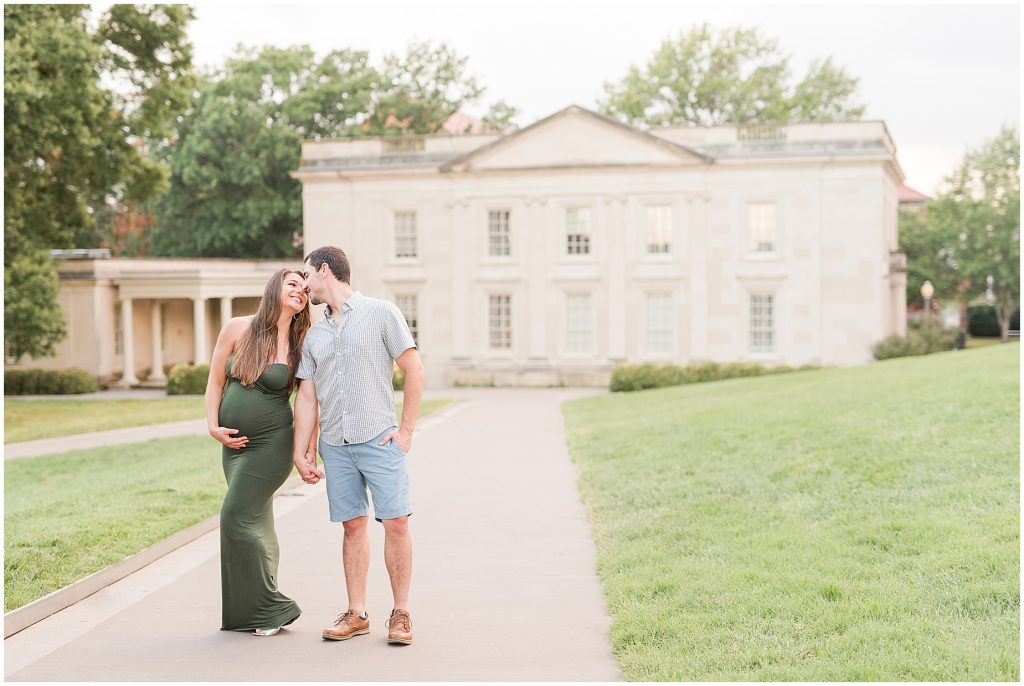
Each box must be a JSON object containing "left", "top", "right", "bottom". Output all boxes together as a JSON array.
[{"left": 994, "top": 298, "right": 1011, "bottom": 342}]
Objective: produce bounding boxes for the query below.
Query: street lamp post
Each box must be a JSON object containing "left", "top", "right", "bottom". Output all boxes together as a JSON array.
[{"left": 921, "top": 280, "right": 934, "bottom": 323}]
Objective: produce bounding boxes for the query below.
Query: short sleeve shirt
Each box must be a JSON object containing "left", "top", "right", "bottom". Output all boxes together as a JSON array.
[{"left": 296, "top": 291, "right": 416, "bottom": 446}]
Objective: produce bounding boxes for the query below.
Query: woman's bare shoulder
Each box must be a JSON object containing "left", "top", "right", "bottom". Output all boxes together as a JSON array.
[{"left": 221, "top": 316, "right": 254, "bottom": 341}]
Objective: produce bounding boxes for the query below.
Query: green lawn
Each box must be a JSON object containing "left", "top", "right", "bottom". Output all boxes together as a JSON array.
[
  {"left": 4, "top": 397, "right": 206, "bottom": 443},
  {"left": 4, "top": 399, "right": 452, "bottom": 611},
  {"left": 563, "top": 345, "right": 1019, "bottom": 681}
]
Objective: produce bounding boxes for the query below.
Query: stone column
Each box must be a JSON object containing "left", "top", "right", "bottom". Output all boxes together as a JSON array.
[
  {"left": 220, "top": 296, "right": 233, "bottom": 329},
  {"left": 118, "top": 298, "right": 139, "bottom": 386},
  {"left": 193, "top": 297, "right": 208, "bottom": 363},
  {"left": 148, "top": 301, "right": 166, "bottom": 381}
]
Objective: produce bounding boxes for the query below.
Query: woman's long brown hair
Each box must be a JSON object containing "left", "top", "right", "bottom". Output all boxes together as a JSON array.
[{"left": 231, "top": 269, "right": 311, "bottom": 392}]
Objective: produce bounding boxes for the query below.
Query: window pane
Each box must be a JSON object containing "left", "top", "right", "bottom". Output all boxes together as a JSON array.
[
  {"left": 566, "top": 207, "right": 591, "bottom": 256},
  {"left": 566, "top": 293, "right": 592, "bottom": 354},
  {"left": 646, "top": 293, "right": 674, "bottom": 354},
  {"left": 488, "top": 294, "right": 511, "bottom": 350},
  {"left": 394, "top": 211, "right": 417, "bottom": 258},
  {"left": 488, "top": 210, "right": 511, "bottom": 257},
  {"left": 748, "top": 202, "right": 777, "bottom": 253},
  {"left": 749, "top": 294, "right": 775, "bottom": 353},
  {"left": 395, "top": 294, "right": 418, "bottom": 345},
  {"left": 645, "top": 205, "right": 672, "bottom": 254}
]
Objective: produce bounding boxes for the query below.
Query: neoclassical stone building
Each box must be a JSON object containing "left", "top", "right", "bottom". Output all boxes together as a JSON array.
[{"left": 294, "top": 105, "right": 907, "bottom": 386}]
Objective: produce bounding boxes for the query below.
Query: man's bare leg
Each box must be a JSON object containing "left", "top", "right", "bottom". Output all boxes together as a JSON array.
[
  {"left": 382, "top": 515, "right": 412, "bottom": 610},
  {"left": 342, "top": 515, "right": 370, "bottom": 614}
]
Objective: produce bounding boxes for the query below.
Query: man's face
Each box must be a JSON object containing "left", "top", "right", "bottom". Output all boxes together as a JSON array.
[{"left": 302, "top": 261, "right": 326, "bottom": 305}]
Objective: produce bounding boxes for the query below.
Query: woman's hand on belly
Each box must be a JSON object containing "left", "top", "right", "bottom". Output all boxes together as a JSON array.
[{"left": 210, "top": 425, "right": 249, "bottom": 450}]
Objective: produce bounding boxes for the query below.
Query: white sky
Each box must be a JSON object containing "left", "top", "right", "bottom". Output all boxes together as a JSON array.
[{"left": 180, "top": 1, "right": 1022, "bottom": 195}]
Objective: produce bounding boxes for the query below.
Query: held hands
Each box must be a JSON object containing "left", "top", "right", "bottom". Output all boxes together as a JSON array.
[
  {"left": 294, "top": 451, "right": 325, "bottom": 485},
  {"left": 210, "top": 426, "right": 248, "bottom": 450},
  {"left": 380, "top": 428, "right": 412, "bottom": 455}
]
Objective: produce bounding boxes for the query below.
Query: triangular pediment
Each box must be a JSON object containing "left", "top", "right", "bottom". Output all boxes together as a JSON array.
[{"left": 443, "top": 106, "right": 708, "bottom": 172}]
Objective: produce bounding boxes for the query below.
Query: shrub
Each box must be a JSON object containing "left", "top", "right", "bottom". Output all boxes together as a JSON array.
[
  {"left": 873, "top": 321, "right": 956, "bottom": 360},
  {"left": 166, "top": 363, "right": 210, "bottom": 395},
  {"left": 4, "top": 367, "right": 98, "bottom": 395},
  {"left": 968, "top": 305, "right": 1002, "bottom": 337},
  {"left": 609, "top": 360, "right": 813, "bottom": 392}
]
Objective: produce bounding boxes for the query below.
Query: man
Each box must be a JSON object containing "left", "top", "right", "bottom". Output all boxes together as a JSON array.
[{"left": 293, "top": 245, "right": 425, "bottom": 645}]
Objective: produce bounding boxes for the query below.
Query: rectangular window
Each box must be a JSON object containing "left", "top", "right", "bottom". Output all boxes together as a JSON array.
[
  {"left": 645, "top": 293, "right": 674, "bottom": 355},
  {"left": 488, "top": 294, "right": 512, "bottom": 350},
  {"left": 565, "top": 207, "right": 591, "bottom": 256},
  {"left": 394, "top": 211, "right": 417, "bottom": 259},
  {"left": 565, "top": 293, "right": 592, "bottom": 354},
  {"left": 748, "top": 202, "right": 777, "bottom": 253},
  {"left": 750, "top": 294, "right": 775, "bottom": 353},
  {"left": 645, "top": 205, "right": 672, "bottom": 255},
  {"left": 488, "top": 210, "right": 511, "bottom": 257},
  {"left": 395, "top": 294, "right": 419, "bottom": 345}
]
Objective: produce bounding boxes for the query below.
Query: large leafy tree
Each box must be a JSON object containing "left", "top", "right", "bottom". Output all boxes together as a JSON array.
[
  {"left": 900, "top": 127, "right": 1020, "bottom": 340},
  {"left": 4, "top": 4, "right": 195, "bottom": 359},
  {"left": 600, "top": 24, "right": 864, "bottom": 127},
  {"left": 153, "top": 40, "right": 486, "bottom": 257}
]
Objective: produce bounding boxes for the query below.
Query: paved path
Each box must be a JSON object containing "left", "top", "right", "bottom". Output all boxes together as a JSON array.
[
  {"left": 4, "top": 388, "right": 621, "bottom": 681},
  {"left": 5, "top": 419, "right": 210, "bottom": 460}
]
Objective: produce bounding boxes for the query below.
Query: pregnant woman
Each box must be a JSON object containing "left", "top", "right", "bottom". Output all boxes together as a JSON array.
[{"left": 204, "top": 268, "right": 314, "bottom": 636}]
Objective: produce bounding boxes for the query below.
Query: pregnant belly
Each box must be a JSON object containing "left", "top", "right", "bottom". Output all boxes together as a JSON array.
[{"left": 218, "top": 386, "right": 292, "bottom": 438}]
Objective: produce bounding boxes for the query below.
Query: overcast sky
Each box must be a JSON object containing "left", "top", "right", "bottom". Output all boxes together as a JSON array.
[{"left": 182, "top": 1, "right": 1020, "bottom": 195}]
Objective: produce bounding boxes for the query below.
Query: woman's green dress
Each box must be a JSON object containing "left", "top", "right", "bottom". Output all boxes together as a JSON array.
[{"left": 218, "top": 359, "right": 301, "bottom": 631}]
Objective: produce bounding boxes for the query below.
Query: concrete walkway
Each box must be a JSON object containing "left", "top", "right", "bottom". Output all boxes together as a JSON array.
[{"left": 4, "top": 388, "right": 621, "bottom": 681}]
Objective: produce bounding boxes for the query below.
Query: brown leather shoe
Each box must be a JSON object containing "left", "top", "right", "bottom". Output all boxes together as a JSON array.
[
  {"left": 386, "top": 609, "right": 412, "bottom": 645},
  {"left": 322, "top": 610, "right": 369, "bottom": 641}
]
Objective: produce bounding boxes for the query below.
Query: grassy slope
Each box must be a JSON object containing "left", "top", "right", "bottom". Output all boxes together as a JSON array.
[{"left": 563, "top": 345, "right": 1019, "bottom": 680}]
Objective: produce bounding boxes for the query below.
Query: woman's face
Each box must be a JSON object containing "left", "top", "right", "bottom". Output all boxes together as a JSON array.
[{"left": 279, "top": 272, "right": 308, "bottom": 314}]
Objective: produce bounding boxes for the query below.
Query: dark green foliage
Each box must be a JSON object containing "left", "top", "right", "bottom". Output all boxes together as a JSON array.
[
  {"left": 5, "top": 368, "right": 98, "bottom": 395},
  {"left": 393, "top": 366, "right": 405, "bottom": 391},
  {"left": 153, "top": 40, "right": 486, "bottom": 258},
  {"left": 4, "top": 4, "right": 194, "bottom": 357},
  {"left": 4, "top": 249, "right": 67, "bottom": 359},
  {"left": 968, "top": 306, "right": 1002, "bottom": 338},
  {"left": 166, "top": 363, "right": 210, "bottom": 395},
  {"left": 609, "top": 360, "right": 815, "bottom": 392},
  {"left": 872, "top": 320, "right": 958, "bottom": 360},
  {"left": 899, "top": 128, "right": 1019, "bottom": 339}
]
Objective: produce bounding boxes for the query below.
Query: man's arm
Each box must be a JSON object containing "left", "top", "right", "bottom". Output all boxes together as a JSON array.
[
  {"left": 293, "top": 379, "right": 324, "bottom": 483},
  {"left": 380, "top": 347, "right": 424, "bottom": 453}
]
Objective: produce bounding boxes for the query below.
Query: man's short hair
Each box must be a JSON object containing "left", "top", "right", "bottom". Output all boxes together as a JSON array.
[{"left": 305, "top": 246, "right": 351, "bottom": 284}]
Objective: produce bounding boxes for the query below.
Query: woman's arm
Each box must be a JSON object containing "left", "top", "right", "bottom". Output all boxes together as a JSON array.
[{"left": 205, "top": 317, "right": 249, "bottom": 449}]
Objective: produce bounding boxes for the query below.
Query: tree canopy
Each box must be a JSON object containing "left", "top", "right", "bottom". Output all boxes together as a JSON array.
[
  {"left": 152, "top": 40, "right": 487, "bottom": 258},
  {"left": 4, "top": 4, "right": 195, "bottom": 359},
  {"left": 900, "top": 127, "right": 1020, "bottom": 339},
  {"left": 599, "top": 24, "right": 865, "bottom": 127}
]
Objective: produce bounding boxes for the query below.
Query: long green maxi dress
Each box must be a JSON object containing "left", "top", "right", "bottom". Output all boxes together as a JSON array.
[{"left": 218, "top": 358, "right": 301, "bottom": 631}]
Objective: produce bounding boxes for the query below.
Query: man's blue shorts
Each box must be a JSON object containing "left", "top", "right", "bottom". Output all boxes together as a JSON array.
[{"left": 319, "top": 427, "right": 412, "bottom": 523}]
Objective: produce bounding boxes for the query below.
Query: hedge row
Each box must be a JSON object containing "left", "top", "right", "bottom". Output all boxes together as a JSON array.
[
  {"left": 610, "top": 360, "right": 817, "bottom": 392},
  {"left": 968, "top": 305, "right": 1021, "bottom": 338},
  {"left": 166, "top": 363, "right": 211, "bottom": 395},
  {"left": 872, "top": 320, "right": 957, "bottom": 360},
  {"left": 4, "top": 368, "right": 99, "bottom": 395}
]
